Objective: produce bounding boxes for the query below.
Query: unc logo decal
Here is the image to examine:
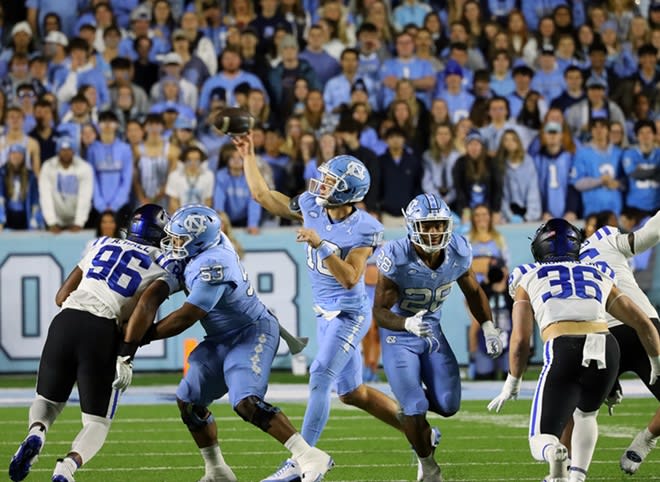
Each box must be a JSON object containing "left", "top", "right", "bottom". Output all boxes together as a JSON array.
[
  {"left": 386, "top": 336, "right": 396, "bottom": 344},
  {"left": 346, "top": 161, "right": 366, "bottom": 180},
  {"left": 183, "top": 214, "right": 208, "bottom": 235}
]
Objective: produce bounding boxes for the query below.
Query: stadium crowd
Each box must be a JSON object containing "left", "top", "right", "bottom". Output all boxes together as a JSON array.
[{"left": 0, "top": 0, "right": 659, "bottom": 234}]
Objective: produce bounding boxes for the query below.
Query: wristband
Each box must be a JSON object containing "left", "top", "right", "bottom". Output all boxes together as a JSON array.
[
  {"left": 481, "top": 320, "right": 497, "bottom": 335},
  {"left": 139, "top": 324, "right": 157, "bottom": 347},
  {"left": 317, "top": 240, "right": 336, "bottom": 260},
  {"left": 117, "top": 341, "right": 139, "bottom": 360}
]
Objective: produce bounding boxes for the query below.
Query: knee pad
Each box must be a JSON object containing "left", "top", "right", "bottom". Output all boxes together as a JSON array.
[
  {"left": 234, "top": 395, "right": 281, "bottom": 432},
  {"left": 179, "top": 401, "right": 214, "bottom": 432}
]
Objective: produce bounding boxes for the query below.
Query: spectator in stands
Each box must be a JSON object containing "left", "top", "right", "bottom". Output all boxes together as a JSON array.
[
  {"left": 108, "top": 58, "right": 149, "bottom": 118},
  {"left": 280, "top": 0, "right": 310, "bottom": 49},
  {"left": 300, "top": 89, "right": 333, "bottom": 135},
  {"left": 490, "top": 49, "right": 515, "bottom": 97},
  {"left": 414, "top": 27, "right": 443, "bottom": 73},
  {"left": 392, "top": 0, "right": 432, "bottom": 30},
  {"left": 43, "top": 30, "right": 68, "bottom": 86},
  {"left": 199, "top": 46, "right": 266, "bottom": 116},
  {"left": 132, "top": 113, "right": 179, "bottom": 209},
  {"left": 506, "top": 9, "right": 531, "bottom": 61},
  {"left": 507, "top": 62, "right": 547, "bottom": 120},
  {"left": 422, "top": 123, "right": 460, "bottom": 211},
  {"left": 238, "top": 26, "right": 269, "bottom": 85},
  {"left": 225, "top": 0, "right": 256, "bottom": 30},
  {"left": 334, "top": 116, "right": 380, "bottom": 214},
  {"left": 152, "top": 52, "right": 199, "bottom": 111},
  {"left": 179, "top": 10, "right": 217, "bottom": 76},
  {"left": 376, "top": 126, "right": 422, "bottom": 226},
  {"left": 533, "top": 121, "right": 575, "bottom": 220},
  {"left": 480, "top": 96, "right": 519, "bottom": 157},
  {"left": 0, "top": 106, "right": 41, "bottom": 175},
  {"left": 86, "top": 111, "right": 133, "bottom": 225},
  {"left": 631, "top": 44, "right": 660, "bottom": 112},
  {"left": 550, "top": 65, "right": 585, "bottom": 111},
  {"left": 423, "top": 11, "right": 448, "bottom": 55},
  {"left": 527, "top": 106, "right": 577, "bottom": 157},
  {"left": 453, "top": 129, "right": 503, "bottom": 224},
  {"left": 565, "top": 75, "right": 626, "bottom": 143},
  {"left": 609, "top": 120, "right": 629, "bottom": 149},
  {"left": 0, "top": 22, "right": 35, "bottom": 78},
  {"left": 267, "top": 34, "right": 320, "bottom": 119},
  {"left": 15, "top": 83, "right": 37, "bottom": 134},
  {"left": 119, "top": 5, "right": 168, "bottom": 62},
  {"left": 56, "top": 38, "right": 109, "bottom": 110},
  {"left": 324, "top": 48, "right": 378, "bottom": 115},
  {"left": 622, "top": 120, "right": 660, "bottom": 213},
  {"left": 436, "top": 59, "right": 474, "bottom": 125},
  {"left": 530, "top": 45, "right": 565, "bottom": 104},
  {"left": 171, "top": 30, "right": 210, "bottom": 91},
  {"left": 626, "top": 92, "right": 655, "bottom": 145},
  {"left": 131, "top": 36, "right": 160, "bottom": 95},
  {"left": 170, "top": 116, "right": 203, "bottom": 153},
  {"left": 299, "top": 131, "right": 320, "bottom": 185},
  {"left": 245, "top": 88, "right": 273, "bottom": 130},
  {"left": 496, "top": 129, "right": 542, "bottom": 223},
  {"left": 387, "top": 98, "right": 426, "bottom": 155},
  {"left": 249, "top": 0, "right": 287, "bottom": 55},
  {"left": 79, "top": 122, "right": 98, "bottom": 161},
  {"left": 30, "top": 98, "right": 56, "bottom": 162},
  {"left": 570, "top": 117, "right": 624, "bottom": 217},
  {"left": 0, "top": 144, "right": 41, "bottom": 230},
  {"left": 113, "top": 85, "right": 141, "bottom": 134},
  {"left": 39, "top": 136, "right": 93, "bottom": 232},
  {"left": 521, "top": 15, "right": 555, "bottom": 65},
  {"left": 261, "top": 127, "right": 289, "bottom": 193},
  {"left": 582, "top": 42, "right": 617, "bottom": 94},
  {"left": 356, "top": 21, "right": 388, "bottom": 86},
  {"left": 380, "top": 31, "right": 435, "bottom": 110},
  {"left": 165, "top": 145, "right": 214, "bottom": 212},
  {"left": 299, "top": 24, "right": 341, "bottom": 86},
  {"left": 1, "top": 53, "right": 32, "bottom": 105},
  {"left": 443, "top": 24, "right": 486, "bottom": 72},
  {"left": 214, "top": 143, "right": 262, "bottom": 235},
  {"left": 82, "top": 210, "right": 121, "bottom": 255}
]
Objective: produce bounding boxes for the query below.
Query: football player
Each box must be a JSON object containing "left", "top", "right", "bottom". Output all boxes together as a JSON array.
[
  {"left": 488, "top": 219, "right": 660, "bottom": 482},
  {"left": 9, "top": 204, "right": 180, "bottom": 482},
  {"left": 373, "top": 193, "right": 503, "bottom": 482},
  {"left": 135, "top": 205, "right": 333, "bottom": 482},
  {"left": 565, "top": 209, "right": 660, "bottom": 475},
  {"left": 234, "top": 133, "right": 403, "bottom": 482}
]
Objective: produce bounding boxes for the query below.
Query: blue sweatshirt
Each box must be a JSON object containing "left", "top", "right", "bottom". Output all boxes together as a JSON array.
[
  {"left": 570, "top": 144, "right": 623, "bottom": 216},
  {"left": 87, "top": 139, "right": 133, "bottom": 212},
  {"left": 213, "top": 168, "right": 262, "bottom": 228}
]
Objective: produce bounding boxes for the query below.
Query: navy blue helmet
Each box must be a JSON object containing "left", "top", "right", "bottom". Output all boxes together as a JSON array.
[
  {"left": 530, "top": 218, "right": 584, "bottom": 263},
  {"left": 125, "top": 204, "right": 170, "bottom": 247}
]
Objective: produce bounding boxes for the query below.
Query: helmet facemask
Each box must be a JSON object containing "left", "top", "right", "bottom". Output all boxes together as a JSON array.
[
  {"left": 408, "top": 217, "right": 453, "bottom": 253},
  {"left": 160, "top": 226, "right": 193, "bottom": 259},
  {"left": 309, "top": 166, "right": 348, "bottom": 207}
]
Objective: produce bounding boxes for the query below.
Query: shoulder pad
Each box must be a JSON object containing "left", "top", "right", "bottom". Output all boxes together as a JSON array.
[
  {"left": 508, "top": 263, "right": 537, "bottom": 298},
  {"left": 289, "top": 194, "right": 302, "bottom": 214}
]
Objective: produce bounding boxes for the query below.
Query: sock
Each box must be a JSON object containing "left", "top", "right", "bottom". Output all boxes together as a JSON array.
[
  {"left": 29, "top": 395, "right": 64, "bottom": 432},
  {"left": 568, "top": 468, "right": 587, "bottom": 482},
  {"left": 418, "top": 454, "right": 438, "bottom": 474},
  {"left": 57, "top": 457, "right": 78, "bottom": 476},
  {"left": 301, "top": 371, "right": 334, "bottom": 446},
  {"left": 529, "top": 434, "right": 561, "bottom": 461},
  {"left": 70, "top": 413, "right": 111, "bottom": 465},
  {"left": 285, "top": 433, "right": 311, "bottom": 459},
  {"left": 200, "top": 444, "right": 226, "bottom": 473},
  {"left": 28, "top": 424, "right": 46, "bottom": 443},
  {"left": 571, "top": 408, "right": 598, "bottom": 474},
  {"left": 642, "top": 427, "right": 657, "bottom": 444}
]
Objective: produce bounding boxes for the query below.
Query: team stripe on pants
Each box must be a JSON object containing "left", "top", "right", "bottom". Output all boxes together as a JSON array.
[{"left": 529, "top": 339, "right": 554, "bottom": 437}]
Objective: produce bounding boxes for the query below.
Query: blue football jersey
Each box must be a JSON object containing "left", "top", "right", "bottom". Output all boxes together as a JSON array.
[
  {"left": 182, "top": 234, "right": 269, "bottom": 337},
  {"left": 299, "top": 191, "right": 384, "bottom": 312},
  {"left": 375, "top": 233, "right": 473, "bottom": 325}
]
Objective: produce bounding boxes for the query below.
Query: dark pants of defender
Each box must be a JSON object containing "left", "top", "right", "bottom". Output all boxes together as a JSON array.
[
  {"left": 37, "top": 309, "right": 120, "bottom": 417},
  {"left": 530, "top": 334, "right": 620, "bottom": 438},
  {"left": 611, "top": 318, "right": 660, "bottom": 401}
]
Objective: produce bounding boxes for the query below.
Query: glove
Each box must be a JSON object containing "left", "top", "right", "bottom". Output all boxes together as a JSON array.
[
  {"left": 112, "top": 355, "right": 133, "bottom": 392},
  {"left": 650, "top": 355, "right": 660, "bottom": 386},
  {"left": 482, "top": 321, "right": 504, "bottom": 358},
  {"left": 487, "top": 373, "right": 521, "bottom": 413},
  {"left": 404, "top": 310, "right": 431, "bottom": 338},
  {"left": 604, "top": 380, "right": 623, "bottom": 416}
]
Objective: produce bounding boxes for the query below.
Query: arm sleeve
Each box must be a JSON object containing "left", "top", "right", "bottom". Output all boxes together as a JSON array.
[
  {"left": 56, "top": 71, "right": 78, "bottom": 104},
  {"left": 186, "top": 278, "right": 229, "bottom": 313},
  {"left": 75, "top": 163, "right": 94, "bottom": 227},
  {"left": 630, "top": 211, "right": 660, "bottom": 255}
]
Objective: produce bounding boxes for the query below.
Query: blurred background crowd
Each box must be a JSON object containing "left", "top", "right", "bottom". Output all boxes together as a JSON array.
[{"left": 0, "top": 0, "right": 659, "bottom": 379}]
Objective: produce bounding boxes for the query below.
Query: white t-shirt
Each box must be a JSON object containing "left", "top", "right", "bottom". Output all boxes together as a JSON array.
[
  {"left": 165, "top": 166, "right": 215, "bottom": 207},
  {"left": 63, "top": 237, "right": 181, "bottom": 323}
]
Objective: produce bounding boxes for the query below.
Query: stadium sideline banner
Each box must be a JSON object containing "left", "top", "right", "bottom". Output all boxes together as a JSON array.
[{"left": 0, "top": 225, "right": 548, "bottom": 373}]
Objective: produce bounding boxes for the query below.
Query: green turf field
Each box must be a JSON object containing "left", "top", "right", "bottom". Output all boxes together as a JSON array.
[{"left": 1, "top": 398, "right": 658, "bottom": 482}]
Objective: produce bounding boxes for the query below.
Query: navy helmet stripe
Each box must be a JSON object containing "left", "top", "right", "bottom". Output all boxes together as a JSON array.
[{"left": 424, "top": 193, "right": 439, "bottom": 211}]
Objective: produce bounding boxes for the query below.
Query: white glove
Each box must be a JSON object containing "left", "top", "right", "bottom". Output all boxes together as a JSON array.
[
  {"left": 487, "top": 373, "right": 521, "bottom": 413},
  {"left": 404, "top": 310, "right": 431, "bottom": 338},
  {"left": 482, "top": 320, "right": 504, "bottom": 358},
  {"left": 604, "top": 384, "right": 623, "bottom": 416},
  {"left": 112, "top": 355, "right": 133, "bottom": 392},
  {"left": 649, "top": 355, "right": 660, "bottom": 386}
]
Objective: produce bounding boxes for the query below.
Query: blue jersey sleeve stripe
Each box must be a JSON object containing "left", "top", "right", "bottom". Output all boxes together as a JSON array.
[
  {"left": 519, "top": 264, "right": 528, "bottom": 274},
  {"left": 595, "top": 229, "right": 603, "bottom": 240},
  {"left": 602, "top": 226, "right": 611, "bottom": 236}
]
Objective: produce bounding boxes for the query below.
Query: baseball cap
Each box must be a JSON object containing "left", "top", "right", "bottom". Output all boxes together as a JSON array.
[
  {"left": 130, "top": 5, "right": 152, "bottom": 22},
  {"left": 45, "top": 31, "right": 68, "bottom": 47},
  {"left": 8, "top": 144, "right": 26, "bottom": 156},
  {"left": 161, "top": 52, "right": 183, "bottom": 65},
  {"left": 544, "top": 122, "right": 562, "bottom": 134},
  {"left": 444, "top": 59, "right": 463, "bottom": 78},
  {"left": 57, "top": 137, "right": 74, "bottom": 151},
  {"left": 11, "top": 21, "right": 32, "bottom": 37},
  {"left": 585, "top": 76, "right": 607, "bottom": 89},
  {"left": 465, "top": 128, "right": 484, "bottom": 144},
  {"left": 175, "top": 116, "right": 196, "bottom": 130}
]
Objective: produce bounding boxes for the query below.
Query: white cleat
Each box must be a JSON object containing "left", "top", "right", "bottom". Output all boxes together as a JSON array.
[
  {"left": 620, "top": 430, "right": 657, "bottom": 475},
  {"left": 420, "top": 465, "right": 443, "bottom": 482},
  {"left": 417, "top": 427, "right": 442, "bottom": 481},
  {"left": 51, "top": 459, "right": 76, "bottom": 482},
  {"left": 197, "top": 463, "right": 237, "bottom": 482},
  {"left": 297, "top": 447, "right": 334, "bottom": 482},
  {"left": 261, "top": 459, "right": 301, "bottom": 482},
  {"left": 544, "top": 443, "right": 569, "bottom": 482}
]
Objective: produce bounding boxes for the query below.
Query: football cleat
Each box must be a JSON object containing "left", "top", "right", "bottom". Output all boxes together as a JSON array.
[
  {"left": 52, "top": 458, "right": 76, "bottom": 482},
  {"left": 261, "top": 459, "right": 301, "bottom": 482},
  {"left": 52, "top": 477, "right": 72, "bottom": 482},
  {"left": 197, "top": 463, "right": 238, "bottom": 482},
  {"left": 417, "top": 427, "right": 442, "bottom": 481},
  {"left": 620, "top": 430, "right": 657, "bottom": 474},
  {"left": 9, "top": 434, "right": 43, "bottom": 481},
  {"left": 544, "top": 443, "right": 569, "bottom": 482},
  {"left": 298, "top": 447, "right": 334, "bottom": 482}
]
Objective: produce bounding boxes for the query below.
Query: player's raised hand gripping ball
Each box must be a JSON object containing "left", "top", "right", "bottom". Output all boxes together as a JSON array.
[{"left": 210, "top": 107, "right": 255, "bottom": 137}]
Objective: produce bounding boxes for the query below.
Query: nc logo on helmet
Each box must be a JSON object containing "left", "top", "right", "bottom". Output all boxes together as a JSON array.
[
  {"left": 183, "top": 214, "right": 208, "bottom": 235},
  {"left": 346, "top": 161, "right": 367, "bottom": 180}
]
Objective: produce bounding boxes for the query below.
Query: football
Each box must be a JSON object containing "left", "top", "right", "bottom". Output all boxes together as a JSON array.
[{"left": 210, "top": 107, "right": 255, "bottom": 136}]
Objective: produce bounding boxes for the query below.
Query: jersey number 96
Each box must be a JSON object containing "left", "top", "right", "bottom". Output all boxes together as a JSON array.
[{"left": 86, "top": 245, "right": 152, "bottom": 297}]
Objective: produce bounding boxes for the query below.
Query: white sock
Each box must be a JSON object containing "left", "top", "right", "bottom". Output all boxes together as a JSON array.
[
  {"left": 642, "top": 427, "right": 657, "bottom": 443},
  {"left": 571, "top": 408, "right": 598, "bottom": 474},
  {"left": 200, "top": 444, "right": 226, "bottom": 472},
  {"left": 29, "top": 395, "right": 64, "bottom": 432},
  {"left": 419, "top": 454, "right": 438, "bottom": 473},
  {"left": 284, "top": 433, "right": 311, "bottom": 459},
  {"left": 70, "top": 413, "right": 111, "bottom": 465},
  {"left": 54, "top": 457, "right": 78, "bottom": 477},
  {"left": 28, "top": 424, "right": 46, "bottom": 443},
  {"left": 568, "top": 469, "right": 586, "bottom": 482}
]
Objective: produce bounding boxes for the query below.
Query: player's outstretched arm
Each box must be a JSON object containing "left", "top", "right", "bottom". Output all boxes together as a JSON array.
[
  {"left": 149, "top": 302, "right": 208, "bottom": 341},
  {"left": 630, "top": 209, "right": 660, "bottom": 255},
  {"left": 457, "top": 269, "right": 502, "bottom": 358},
  {"left": 233, "top": 132, "right": 302, "bottom": 222},
  {"left": 124, "top": 280, "right": 171, "bottom": 347},
  {"left": 55, "top": 267, "right": 83, "bottom": 306}
]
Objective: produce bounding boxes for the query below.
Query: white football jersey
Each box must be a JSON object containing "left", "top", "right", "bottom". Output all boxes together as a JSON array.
[
  {"left": 580, "top": 226, "right": 658, "bottom": 327},
  {"left": 62, "top": 237, "right": 181, "bottom": 323},
  {"left": 509, "top": 261, "right": 616, "bottom": 332}
]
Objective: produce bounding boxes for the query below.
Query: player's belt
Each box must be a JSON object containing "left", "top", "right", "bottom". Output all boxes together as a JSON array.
[{"left": 541, "top": 320, "right": 609, "bottom": 342}]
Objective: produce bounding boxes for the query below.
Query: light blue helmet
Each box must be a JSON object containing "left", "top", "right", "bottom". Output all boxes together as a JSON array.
[
  {"left": 308, "top": 155, "right": 370, "bottom": 207},
  {"left": 403, "top": 193, "right": 453, "bottom": 252},
  {"left": 161, "top": 204, "right": 222, "bottom": 259}
]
